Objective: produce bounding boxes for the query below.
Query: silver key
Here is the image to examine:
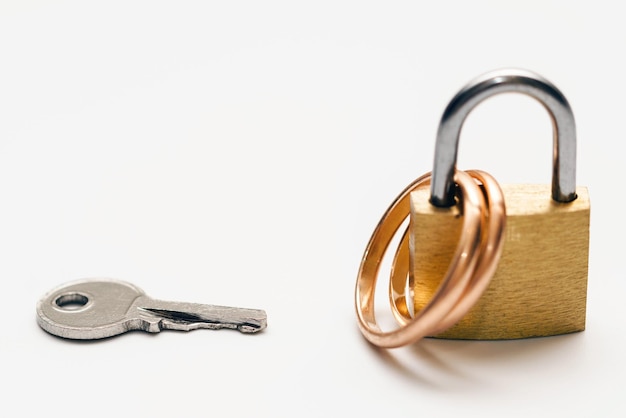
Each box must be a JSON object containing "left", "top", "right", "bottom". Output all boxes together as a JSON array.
[{"left": 36, "top": 278, "right": 267, "bottom": 340}]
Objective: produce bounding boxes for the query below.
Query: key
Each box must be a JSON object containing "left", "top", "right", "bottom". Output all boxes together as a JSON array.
[{"left": 36, "top": 278, "right": 267, "bottom": 340}]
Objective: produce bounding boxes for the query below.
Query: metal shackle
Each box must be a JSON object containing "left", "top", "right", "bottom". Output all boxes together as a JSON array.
[{"left": 429, "top": 68, "right": 577, "bottom": 207}]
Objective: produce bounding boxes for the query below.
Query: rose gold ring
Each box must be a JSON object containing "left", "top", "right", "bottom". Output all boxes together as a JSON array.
[
  {"left": 388, "top": 170, "right": 506, "bottom": 336},
  {"left": 354, "top": 170, "right": 485, "bottom": 348}
]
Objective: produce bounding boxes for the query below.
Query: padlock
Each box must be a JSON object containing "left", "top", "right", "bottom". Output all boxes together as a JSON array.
[{"left": 409, "top": 69, "right": 590, "bottom": 340}]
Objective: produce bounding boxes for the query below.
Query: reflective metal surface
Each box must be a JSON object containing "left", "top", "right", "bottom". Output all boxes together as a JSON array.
[
  {"left": 36, "top": 279, "right": 267, "bottom": 340},
  {"left": 354, "top": 170, "right": 485, "bottom": 348},
  {"left": 389, "top": 170, "right": 506, "bottom": 335},
  {"left": 430, "top": 68, "right": 577, "bottom": 207}
]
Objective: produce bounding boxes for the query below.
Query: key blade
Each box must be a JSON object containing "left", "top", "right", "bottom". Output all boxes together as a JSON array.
[{"left": 132, "top": 297, "right": 267, "bottom": 334}]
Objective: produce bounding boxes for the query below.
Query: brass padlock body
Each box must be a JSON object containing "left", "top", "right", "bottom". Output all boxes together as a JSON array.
[{"left": 409, "top": 183, "right": 590, "bottom": 340}]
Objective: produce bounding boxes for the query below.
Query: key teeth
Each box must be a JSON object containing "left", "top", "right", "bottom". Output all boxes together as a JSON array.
[
  {"left": 148, "top": 319, "right": 164, "bottom": 333},
  {"left": 137, "top": 307, "right": 268, "bottom": 334}
]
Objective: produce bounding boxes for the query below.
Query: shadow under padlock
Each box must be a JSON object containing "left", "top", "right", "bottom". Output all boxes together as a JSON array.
[{"left": 409, "top": 69, "right": 590, "bottom": 340}]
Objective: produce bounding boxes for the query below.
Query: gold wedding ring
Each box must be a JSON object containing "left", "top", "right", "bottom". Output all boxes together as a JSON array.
[
  {"left": 354, "top": 170, "right": 505, "bottom": 348},
  {"left": 389, "top": 170, "right": 506, "bottom": 334}
]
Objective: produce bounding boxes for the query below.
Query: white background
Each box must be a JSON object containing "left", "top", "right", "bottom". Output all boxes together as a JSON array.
[{"left": 1, "top": 1, "right": 623, "bottom": 417}]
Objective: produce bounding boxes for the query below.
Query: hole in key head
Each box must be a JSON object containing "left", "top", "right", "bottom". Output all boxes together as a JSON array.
[{"left": 55, "top": 293, "right": 89, "bottom": 311}]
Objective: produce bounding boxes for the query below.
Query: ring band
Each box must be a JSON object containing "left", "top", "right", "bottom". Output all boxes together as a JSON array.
[
  {"left": 388, "top": 170, "right": 506, "bottom": 336},
  {"left": 355, "top": 170, "right": 485, "bottom": 348}
]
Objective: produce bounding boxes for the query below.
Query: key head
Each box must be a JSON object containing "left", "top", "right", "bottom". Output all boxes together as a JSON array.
[{"left": 36, "top": 279, "right": 146, "bottom": 340}]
